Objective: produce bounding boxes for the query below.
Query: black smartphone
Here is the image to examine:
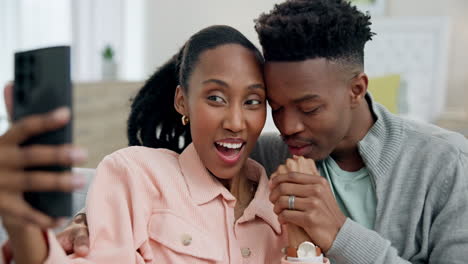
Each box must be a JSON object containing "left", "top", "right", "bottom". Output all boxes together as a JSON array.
[{"left": 13, "top": 46, "right": 73, "bottom": 217}]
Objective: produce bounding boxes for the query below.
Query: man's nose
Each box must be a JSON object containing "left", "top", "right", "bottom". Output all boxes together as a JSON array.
[{"left": 275, "top": 108, "right": 304, "bottom": 136}]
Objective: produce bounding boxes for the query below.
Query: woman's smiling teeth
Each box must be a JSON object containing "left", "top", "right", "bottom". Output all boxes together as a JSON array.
[
  {"left": 214, "top": 140, "right": 246, "bottom": 165},
  {"left": 215, "top": 142, "right": 243, "bottom": 149}
]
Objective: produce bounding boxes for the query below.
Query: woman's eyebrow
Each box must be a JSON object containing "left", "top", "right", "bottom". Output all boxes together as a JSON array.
[
  {"left": 202, "top": 79, "right": 264, "bottom": 91},
  {"left": 202, "top": 79, "right": 228, "bottom": 87}
]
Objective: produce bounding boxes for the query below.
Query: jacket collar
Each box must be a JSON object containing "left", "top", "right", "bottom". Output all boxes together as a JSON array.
[
  {"left": 179, "top": 143, "right": 282, "bottom": 234},
  {"left": 236, "top": 159, "right": 282, "bottom": 234},
  {"left": 358, "top": 93, "right": 405, "bottom": 182},
  {"left": 179, "top": 144, "right": 236, "bottom": 205}
]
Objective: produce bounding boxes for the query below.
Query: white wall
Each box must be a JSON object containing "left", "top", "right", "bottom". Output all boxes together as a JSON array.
[
  {"left": 0, "top": 0, "right": 72, "bottom": 134},
  {"left": 143, "top": 0, "right": 282, "bottom": 75},
  {"left": 386, "top": 0, "right": 468, "bottom": 119},
  {"left": 71, "top": 0, "right": 146, "bottom": 82},
  {"left": 143, "top": 0, "right": 283, "bottom": 133},
  {"left": 142, "top": 0, "right": 468, "bottom": 125}
]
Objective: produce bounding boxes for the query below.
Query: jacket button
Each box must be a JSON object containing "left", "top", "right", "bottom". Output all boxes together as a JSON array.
[
  {"left": 181, "top": 234, "right": 192, "bottom": 246},
  {"left": 241, "top": 247, "right": 251, "bottom": 258}
]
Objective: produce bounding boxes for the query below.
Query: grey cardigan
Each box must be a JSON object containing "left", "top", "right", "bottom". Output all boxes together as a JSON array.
[{"left": 250, "top": 97, "right": 468, "bottom": 264}]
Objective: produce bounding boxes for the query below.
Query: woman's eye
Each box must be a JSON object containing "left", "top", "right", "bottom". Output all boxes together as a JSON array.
[
  {"left": 207, "top": 95, "right": 224, "bottom": 103},
  {"left": 246, "top": 99, "right": 262, "bottom": 105}
]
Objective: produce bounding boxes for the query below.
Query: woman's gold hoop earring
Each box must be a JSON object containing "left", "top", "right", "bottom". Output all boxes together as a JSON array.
[{"left": 181, "top": 115, "right": 189, "bottom": 126}]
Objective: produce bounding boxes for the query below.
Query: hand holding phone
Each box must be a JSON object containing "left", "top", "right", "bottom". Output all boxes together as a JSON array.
[{"left": 13, "top": 46, "right": 74, "bottom": 217}]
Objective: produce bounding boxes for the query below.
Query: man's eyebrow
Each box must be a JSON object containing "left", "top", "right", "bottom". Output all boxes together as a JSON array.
[
  {"left": 293, "top": 94, "right": 320, "bottom": 104},
  {"left": 202, "top": 79, "right": 228, "bottom": 87},
  {"left": 248, "top": 84, "right": 265, "bottom": 90}
]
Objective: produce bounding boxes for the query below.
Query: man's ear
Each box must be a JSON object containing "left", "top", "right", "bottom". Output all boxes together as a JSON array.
[
  {"left": 349, "top": 73, "right": 368, "bottom": 109},
  {"left": 174, "top": 85, "right": 188, "bottom": 116}
]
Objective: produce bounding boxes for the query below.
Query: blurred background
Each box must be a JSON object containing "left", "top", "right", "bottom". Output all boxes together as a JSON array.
[{"left": 0, "top": 0, "right": 467, "bottom": 167}]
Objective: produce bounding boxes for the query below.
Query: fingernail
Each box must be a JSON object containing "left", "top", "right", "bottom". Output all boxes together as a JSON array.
[
  {"left": 72, "top": 173, "right": 87, "bottom": 187},
  {"left": 52, "top": 107, "right": 70, "bottom": 121},
  {"left": 70, "top": 148, "right": 88, "bottom": 163}
]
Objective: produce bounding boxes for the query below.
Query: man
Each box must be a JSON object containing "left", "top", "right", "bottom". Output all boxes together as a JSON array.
[
  {"left": 251, "top": 1, "right": 467, "bottom": 263},
  {"left": 1, "top": 0, "right": 467, "bottom": 263}
]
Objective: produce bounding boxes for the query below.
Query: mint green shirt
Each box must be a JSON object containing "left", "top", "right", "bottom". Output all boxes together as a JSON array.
[{"left": 318, "top": 157, "right": 377, "bottom": 229}]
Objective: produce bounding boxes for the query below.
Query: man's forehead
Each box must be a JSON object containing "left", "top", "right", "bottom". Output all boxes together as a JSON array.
[
  {"left": 264, "top": 58, "right": 346, "bottom": 81},
  {"left": 264, "top": 59, "right": 349, "bottom": 103}
]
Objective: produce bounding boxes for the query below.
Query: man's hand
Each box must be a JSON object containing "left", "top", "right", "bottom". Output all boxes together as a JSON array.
[
  {"left": 270, "top": 156, "right": 346, "bottom": 253},
  {"left": 56, "top": 213, "right": 90, "bottom": 257}
]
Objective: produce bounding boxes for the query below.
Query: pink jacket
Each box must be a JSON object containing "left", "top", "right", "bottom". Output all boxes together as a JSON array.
[{"left": 5, "top": 144, "right": 328, "bottom": 264}]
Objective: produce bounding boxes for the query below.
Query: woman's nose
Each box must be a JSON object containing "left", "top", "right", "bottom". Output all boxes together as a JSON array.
[{"left": 222, "top": 105, "right": 246, "bottom": 133}]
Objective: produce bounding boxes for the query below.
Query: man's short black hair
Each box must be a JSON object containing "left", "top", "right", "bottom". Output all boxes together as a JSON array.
[{"left": 255, "top": 0, "right": 375, "bottom": 68}]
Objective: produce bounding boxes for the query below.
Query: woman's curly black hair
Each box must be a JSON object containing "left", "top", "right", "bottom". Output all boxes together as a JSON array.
[
  {"left": 255, "top": 0, "right": 375, "bottom": 67},
  {"left": 127, "top": 25, "right": 264, "bottom": 153}
]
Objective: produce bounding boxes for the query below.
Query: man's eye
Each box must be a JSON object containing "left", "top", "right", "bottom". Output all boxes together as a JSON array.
[
  {"left": 207, "top": 95, "right": 224, "bottom": 103},
  {"left": 271, "top": 107, "right": 280, "bottom": 113},
  {"left": 304, "top": 107, "right": 321, "bottom": 114}
]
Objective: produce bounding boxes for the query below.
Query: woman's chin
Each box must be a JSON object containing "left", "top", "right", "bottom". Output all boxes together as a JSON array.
[{"left": 210, "top": 167, "right": 238, "bottom": 181}]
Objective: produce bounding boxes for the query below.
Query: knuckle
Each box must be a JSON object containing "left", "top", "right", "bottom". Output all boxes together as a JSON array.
[
  {"left": 287, "top": 172, "right": 297, "bottom": 180},
  {"left": 277, "top": 164, "right": 287, "bottom": 174},
  {"left": 18, "top": 118, "right": 36, "bottom": 134},
  {"left": 318, "top": 177, "right": 328, "bottom": 186},
  {"left": 0, "top": 146, "right": 17, "bottom": 165},
  {"left": 311, "top": 185, "right": 322, "bottom": 196},
  {"left": 280, "top": 196, "right": 288, "bottom": 208},
  {"left": 273, "top": 203, "right": 281, "bottom": 213},
  {"left": 278, "top": 184, "right": 288, "bottom": 194},
  {"left": 309, "top": 198, "right": 321, "bottom": 207},
  {"left": 15, "top": 207, "right": 30, "bottom": 221},
  {"left": 20, "top": 148, "right": 33, "bottom": 166},
  {"left": 57, "top": 173, "right": 72, "bottom": 190},
  {"left": 21, "top": 171, "right": 33, "bottom": 190},
  {"left": 286, "top": 158, "right": 295, "bottom": 167},
  {"left": 57, "top": 145, "right": 71, "bottom": 164},
  {"left": 305, "top": 212, "right": 315, "bottom": 224},
  {"left": 0, "top": 202, "right": 10, "bottom": 215}
]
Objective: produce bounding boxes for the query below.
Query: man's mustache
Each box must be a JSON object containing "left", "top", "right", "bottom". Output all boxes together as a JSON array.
[{"left": 281, "top": 135, "right": 317, "bottom": 145}]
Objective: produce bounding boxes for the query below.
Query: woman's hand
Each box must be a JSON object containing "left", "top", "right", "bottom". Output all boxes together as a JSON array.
[
  {"left": 56, "top": 213, "right": 90, "bottom": 257},
  {"left": 0, "top": 84, "right": 87, "bottom": 228},
  {"left": 270, "top": 156, "right": 346, "bottom": 253}
]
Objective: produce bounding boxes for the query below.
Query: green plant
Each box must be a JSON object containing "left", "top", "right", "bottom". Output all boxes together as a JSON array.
[{"left": 102, "top": 45, "right": 114, "bottom": 60}]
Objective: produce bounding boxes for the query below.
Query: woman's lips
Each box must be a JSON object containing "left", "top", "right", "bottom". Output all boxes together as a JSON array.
[{"left": 214, "top": 140, "right": 245, "bottom": 165}]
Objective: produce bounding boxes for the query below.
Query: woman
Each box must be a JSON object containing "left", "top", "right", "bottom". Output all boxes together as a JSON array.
[{"left": 1, "top": 25, "right": 327, "bottom": 263}]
